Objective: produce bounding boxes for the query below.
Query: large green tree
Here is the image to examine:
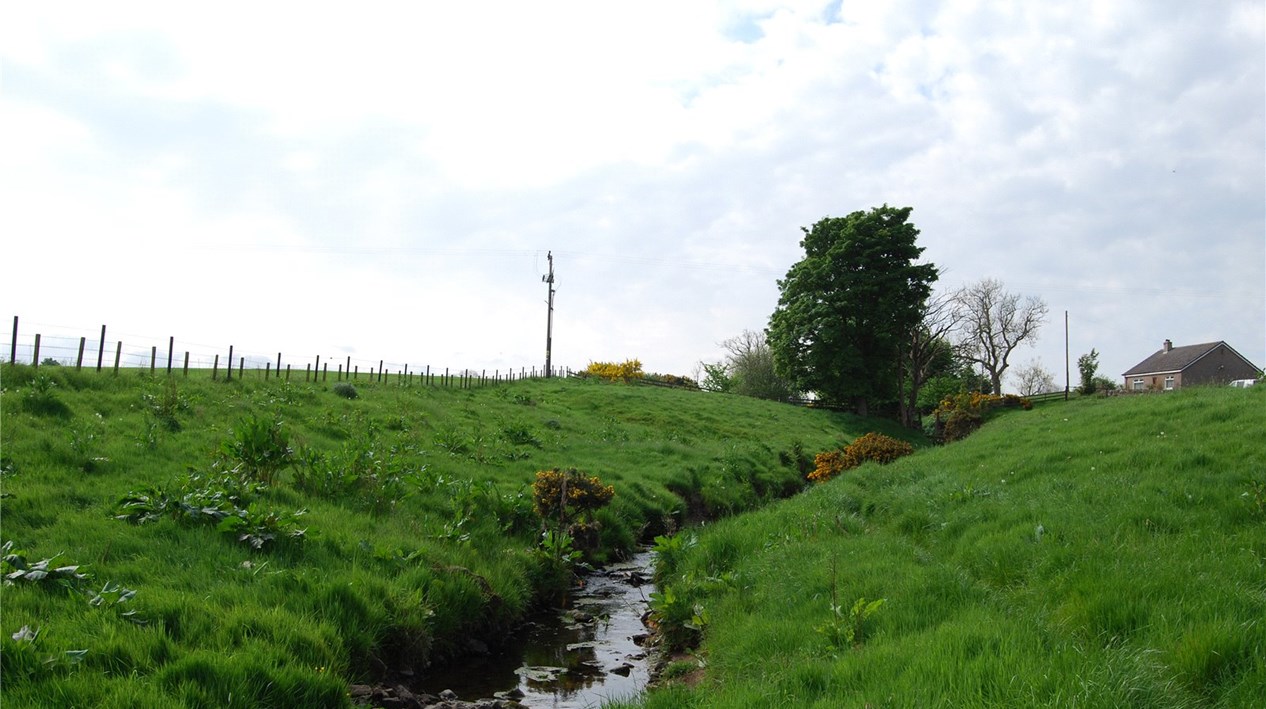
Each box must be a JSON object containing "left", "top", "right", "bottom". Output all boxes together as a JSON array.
[{"left": 767, "top": 205, "right": 938, "bottom": 417}]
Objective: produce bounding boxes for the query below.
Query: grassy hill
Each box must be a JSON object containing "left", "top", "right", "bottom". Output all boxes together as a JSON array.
[
  {"left": 617, "top": 385, "right": 1266, "bottom": 708},
  {"left": 0, "top": 365, "right": 888, "bottom": 707}
]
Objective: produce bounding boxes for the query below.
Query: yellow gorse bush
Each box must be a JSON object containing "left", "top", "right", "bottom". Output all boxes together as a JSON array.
[
  {"left": 808, "top": 432, "right": 914, "bottom": 483},
  {"left": 531, "top": 468, "right": 615, "bottom": 525},
  {"left": 585, "top": 359, "right": 644, "bottom": 382}
]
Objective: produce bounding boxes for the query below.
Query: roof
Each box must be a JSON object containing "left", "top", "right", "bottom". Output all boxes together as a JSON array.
[{"left": 1122, "top": 341, "right": 1224, "bottom": 376}]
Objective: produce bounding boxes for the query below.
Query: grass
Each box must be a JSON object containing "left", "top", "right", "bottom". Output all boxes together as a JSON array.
[
  {"left": 619, "top": 385, "right": 1266, "bottom": 707},
  {"left": 0, "top": 364, "right": 888, "bottom": 707}
]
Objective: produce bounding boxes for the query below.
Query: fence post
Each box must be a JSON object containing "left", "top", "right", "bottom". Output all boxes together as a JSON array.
[
  {"left": 354, "top": 365, "right": 358, "bottom": 380},
  {"left": 114, "top": 341, "right": 122, "bottom": 374},
  {"left": 337, "top": 364, "right": 342, "bottom": 380},
  {"left": 167, "top": 337, "right": 174, "bottom": 374},
  {"left": 32, "top": 333, "right": 41, "bottom": 366},
  {"left": 305, "top": 364, "right": 310, "bottom": 382},
  {"left": 183, "top": 352, "right": 189, "bottom": 377},
  {"left": 345, "top": 356, "right": 351, "bottom": 381},
  {"left": 323, "top": 363, "right": 328, "bottom": 382},
  {"left": 97, "top": 325, "right": 106, "bottom": 372},
  {"left": 239, "top": 357, "right": 244, "bottom": 379},
  {"left": 315, "top": 355, "right": 320, "bottom": 381},
  {"left": 150, "top": 347, "right": 157, "bottom": 375},
  {"left": 76, "top": 337, "right": 86, "bottom": 369},
  {"left": 286, "top": 364, "right": 291, "bottom": 381},
  {"left": 378, "top": 360, "right": 384, "bottom": 384},
  {"left": 276, "top": 352, "right": 282, "bottom": 376},
  {"left": 9, "top": 316, "right": 16, "bottom": 366},
  {"left": 227, "top": 346, "right": 234, "bottom": 381},
  {"left": 266, "top": 362, "right": 271, "bottom": 380},
  {"left": 212, "top": 354, "right": 219, "bottom": 380}
]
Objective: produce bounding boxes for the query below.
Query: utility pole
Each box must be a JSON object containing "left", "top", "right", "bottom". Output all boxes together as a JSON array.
[{"left": 543, "top": 251, "right": 555, "bottom": 377}]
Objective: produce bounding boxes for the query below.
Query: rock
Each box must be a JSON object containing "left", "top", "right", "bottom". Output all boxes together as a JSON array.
[
  {"left": 439, "top": 689, "right": 459, "bottom": 701},
  {"left": 610, "top": 663, "right": 634, "bottom": 676}
]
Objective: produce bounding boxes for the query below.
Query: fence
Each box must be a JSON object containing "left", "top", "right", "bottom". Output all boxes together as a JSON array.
[{"left": 1, "top": 316, "right": 570, "bottom": 388}]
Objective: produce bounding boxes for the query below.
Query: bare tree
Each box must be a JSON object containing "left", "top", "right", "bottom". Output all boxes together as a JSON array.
[
  {"left": 703, "top": 329, "right": 796, "bottom": 401},
  {"left": 899, "top": 291, "right": 965, "bottom": 428},
  {"left": 952, "top": 278, "right": 1049, "bottom": 395},
  {"left": 1014, "top": 359, "right": 1058, "bottom": 396}
]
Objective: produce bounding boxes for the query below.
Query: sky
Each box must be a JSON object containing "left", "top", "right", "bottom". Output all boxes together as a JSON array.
[{"left": 2, "top": 0, "right": 1263, "bottom": 392}]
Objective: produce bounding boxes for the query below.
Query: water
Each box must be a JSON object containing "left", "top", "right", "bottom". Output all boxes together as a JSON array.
[{"left": 421, "top": 551, "right": 656, "bottom": 708}]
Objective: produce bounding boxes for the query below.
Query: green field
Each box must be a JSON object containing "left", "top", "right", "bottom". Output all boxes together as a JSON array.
[
  {"left": 3, "top": 366, "right": 1262, "bottom": 707},
  {"left": 620, "top": 385, "right": 1266, "bottom": 708},
  {"left": 0, "top": 365, "right": 884, "bottom": 707}
]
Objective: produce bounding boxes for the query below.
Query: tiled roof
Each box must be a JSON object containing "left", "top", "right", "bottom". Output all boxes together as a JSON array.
[{"left": 1122, "top": 342, "right": 1222, "bottom": 376}]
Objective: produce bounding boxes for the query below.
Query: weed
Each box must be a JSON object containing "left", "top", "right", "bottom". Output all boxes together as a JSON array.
[
  {"left": 220, "top": 415, "right": 293, "bottom": 485},
  {"left": 2, "top": 541, "right": 90, "bottom": 588},
  {"left": 142, "top": 378, "right": 188, "bottom": 432},
  {"left": 1245, "top": 478, "right": 1266, "bottom": 517},
  {"left": 22, "top": 373, "right": 70, "bottom": 417},
  {"left": 332, "top": 382, "right": 358, "bottom": 399}
]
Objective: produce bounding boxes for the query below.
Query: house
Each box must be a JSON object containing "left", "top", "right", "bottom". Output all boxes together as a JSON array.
[{"left": 1122, "top": 340, "right": 1263, "bottom": 391}]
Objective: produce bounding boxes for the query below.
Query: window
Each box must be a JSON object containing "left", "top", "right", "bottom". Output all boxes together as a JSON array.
[
  {"left": 1133, "top": 378, "right": 1145, "bottom": 391},
  {"left": 1164, "top": 376, "right": 1175, "bottom": 390}
]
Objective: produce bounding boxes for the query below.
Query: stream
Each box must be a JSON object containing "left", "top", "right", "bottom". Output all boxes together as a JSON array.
[{"left": 420, "top": 550, "right": 657, "bottom": 708}]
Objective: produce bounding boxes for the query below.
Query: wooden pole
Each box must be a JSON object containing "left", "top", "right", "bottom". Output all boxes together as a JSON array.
[
  {"left": 286, "top": 364, "right": 291, "bottom": 381},
  {"left": 96, "top": 325, "right": 106, "bottom": 372},
  {"left": 76, "top": 336, "right": 86, "bottom": 369},
  {"left": 239, "top": 357, "right": 244, "bottom": 379},
  {"left": 183, "top": 352, "right": 189, "bottom": 377},
  {"left": 9, "top": 316, "right": 16, "bottom": 365},
  {"left": 114, "top": 341, "right": 122, "bottom": 374},
  {"left": 315, "top": 355, "right": 321, "bottom": 382},
  {"left": 305, "top": 364, "right": 310, "bottom": 382},
  {"left": 213, "top": 354, "right": 219, "bottom": 380},
  {"left": 167, "top": 337, "right": 174, "bottom": 374},
  {"left": 276, "top": 352, "right": 282, "bottom": 375},
  {"left": 150, "top": 346, "right": 157, "bottom": 374},
  {"left": 227, "top": 346, "right": 234, "bottom": 381},
  {"left": 323, "top": 363, "right": 328, "bottom": 382},
  {"left": 266, "top": 362, "right": 271, "bottom": 380},
  {"left": 346, "top": 356, "right": 351, "bottom": 381},
  {"left": 32, "top": 333, "right": 41, "bottom": 366},
  {"left": 378, "top": 360, "right": 384, "bottom": 383}
]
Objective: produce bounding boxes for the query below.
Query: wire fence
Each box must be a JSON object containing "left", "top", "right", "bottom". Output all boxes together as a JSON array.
[{"left": 1, "top": 315, "right": 570, "bottom": 388}]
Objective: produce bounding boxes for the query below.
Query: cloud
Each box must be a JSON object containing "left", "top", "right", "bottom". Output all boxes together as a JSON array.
[{"left": 2, "top": 0, "right": 1262, "bottom": 388}]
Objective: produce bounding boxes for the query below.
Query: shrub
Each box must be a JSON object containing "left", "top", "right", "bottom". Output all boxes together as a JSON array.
[
  {"left": 220, "top": 416, "right": 293, "bottom": 485},
  {"left": 808, "top": 433, "right": 914, "bottom": 483},
  {"left": 585, "top": 359, "right": 644, "bottom": 382},
  {"left": 332, "top": 382, "right": 358, "bottom": 399},
  {"left": 531, "top": 468, "right": 615, "bottom": 527},
  {"left": 932, "top": 391, "right": 1032, "bottom": 442}
]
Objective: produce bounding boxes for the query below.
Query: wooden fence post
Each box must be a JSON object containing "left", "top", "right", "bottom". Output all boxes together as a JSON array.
[
  {"left": 345, "top": 356, "right": 351, "bottom": 381},
  {"left": 212, "top": 354, "right": 219, "bottom": 380},
  {"left": 354, "top": 365, "right": 358, "bottom": 380},
  {"left": 266, "top": 362, "right": 271, "bottom": 380},
  {"left": 315, "top": 355, "right": 320, "bottom": 381},
  {"left": 337, "top": 364, "right": 342, "bottom": 380},
  {"left": 32, "top": 333, "right": 41, "bottom": 366},
  {"left": 323, "top": 363, "right": 328, "bottom": 382},
  {"left": 305, "top": 364, "right": 310, "bottom": 382},
  {"left": 114, "top": 341, "right": 122, "bottom": 374},
  {"left": 150, "top": 346, "right": 157, "bottom": 375},
  {"left": 378, "top": 360, "right": 384, "bottom": 384},
  {"left": 276, "top": 352, "right": 282, "bottom": 376},
  {"left": 286, "top": 364, "right": 291, "bottom": 381},
  {"left": 167, "top": 337, "right": 174, "bottom": 374},
  {"left": 9, "top": 316, "right": 16, "bottom": 365},
  {"left": 76, "top": 337, "right": 86, "bottom": 369},
  {"left": 239, "top": 357, "right": 244, "bottom": 379},
  {"left": 96, "top": 325, "right": 106, "bottom": 372},
  {"left": 227, "top": 346, "right": 234, "bottom": 381},
  {"left": 184, "top": 352, "right": 189, "bottom": 377}
]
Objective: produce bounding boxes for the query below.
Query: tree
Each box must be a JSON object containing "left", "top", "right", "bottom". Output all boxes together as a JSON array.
[
  {"left": 767, "top": 206, "right": 938, "bottom": 416},
  {"left": 1077, "top": 348, "right": 1100, "bottom": 395},
  {"left": 899, "top": 291, "right": 964, "bottom": 428},
  {"left": 1014, "top": 359, "right": 1058, "bottom": 396},
  {"left": 952, "top": 278, "right": 1049, "bottom": 395},
  {"left": 704, "top": 330, "right": 796, "bottom": 401}
]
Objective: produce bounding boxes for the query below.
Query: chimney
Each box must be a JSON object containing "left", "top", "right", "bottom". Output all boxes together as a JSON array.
[{"left": 1163, "top": 339, "right": 1172, "bottom": 353}]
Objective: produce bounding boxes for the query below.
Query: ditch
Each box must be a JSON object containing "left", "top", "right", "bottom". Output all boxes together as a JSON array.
[{"left": 416, "top": 550, "right": 657, "bottom": 707}]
